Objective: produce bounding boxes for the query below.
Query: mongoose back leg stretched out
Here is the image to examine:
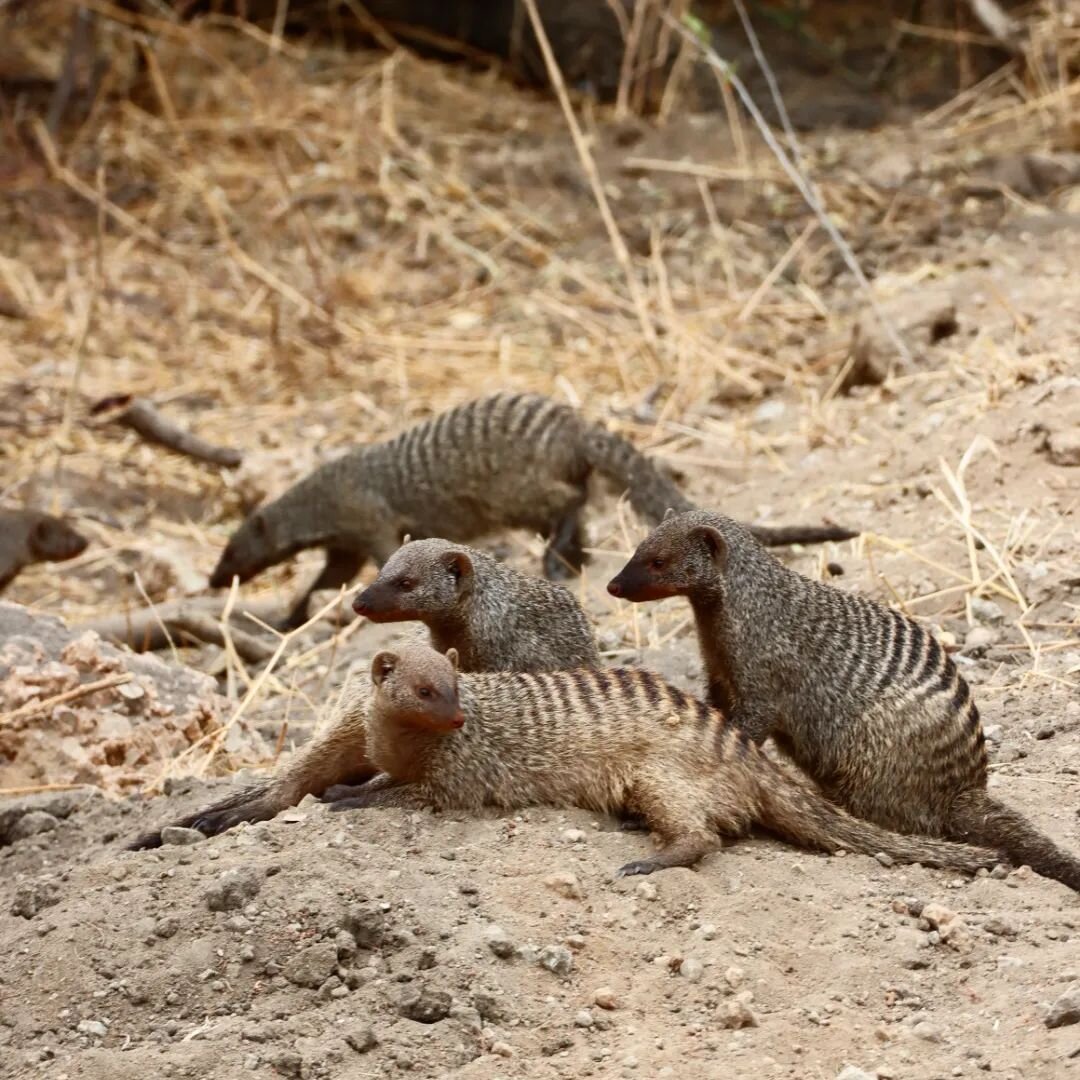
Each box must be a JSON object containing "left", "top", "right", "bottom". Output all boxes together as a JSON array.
[
  {"left": 606, "top": 509, "right": 1080, "bottom": 892},
  {"left": 208, "top": 393, "right": 858, "bottom": 625},
  {"left": 128, "top": 645, "right": 999, "bottom": 882}
]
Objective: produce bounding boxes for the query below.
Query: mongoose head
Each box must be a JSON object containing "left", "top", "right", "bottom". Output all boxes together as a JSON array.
[
  {"left": 353, "top": 539, "right": 474, "bottom": 624},
  {"left": 371, "top": 643, "right": 463, "bottom": 733},
  {"left": 210, "top": 509, "right": 296, "bottom": 588},
  {"left": 26, "top": 513, "right": 88, "bottom": 563},
  {"left": 607, "top": 511, "right": 728, "bottom": 602}
]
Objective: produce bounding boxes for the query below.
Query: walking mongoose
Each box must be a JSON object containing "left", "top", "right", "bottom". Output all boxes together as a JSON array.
[
  {"left": 128, "top": 644, "right": 999, "bottom": 879},
  {"left": 208, "top": 392, "right": 857, "bottom": 626},
  {"left": 0, "top": 508, "right": 88, "bottom": 592},
  {"left": 606, "top": 509, "right": 1080, "bottom": 893},
  {"left": 351, "top": 538, "right": 599, "bottom": 673}
]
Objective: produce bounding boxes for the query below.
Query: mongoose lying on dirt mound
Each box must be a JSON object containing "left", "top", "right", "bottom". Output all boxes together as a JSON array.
[
  {"left": 209, "top": 392, "right": 857, "bottom": 626},
  {"left": 0, "top": 508, "right": 88, "bottom": 591},
  {"left": 606, "top": 509, "right": 1080, "bottom": 893},
  {"left": 352, "top": 538, "right": 599, "bottom": 672},
  {"left": 128, "top": 645, "right": 998, "bottom": 879}
]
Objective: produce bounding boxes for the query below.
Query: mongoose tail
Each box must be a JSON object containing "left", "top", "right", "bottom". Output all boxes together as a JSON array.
[
  {"left": 583, "top": 428, "right": 857, "bottom": 545},
  {"left": 950, "top": 790, "right": 1080, "bottom": 892},
  {"left": 757, "top": 764, "right": 999, "bottom": 874}
]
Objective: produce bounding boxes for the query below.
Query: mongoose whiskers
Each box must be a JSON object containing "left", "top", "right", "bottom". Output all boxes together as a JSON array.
[
  {"left": 209, "top": 393, "right": 857, "bottom": 626},
  {"left": 607, "top": 509, "right": 1080, "bottom": 893},
  {"left": 352, "top": 538, "right": 599, "bottom": 673},
  {"left": 128, "top": 644, "right": 999, "bottom": 881}
]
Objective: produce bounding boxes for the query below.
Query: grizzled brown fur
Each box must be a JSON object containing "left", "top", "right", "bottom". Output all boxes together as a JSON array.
[
  {"left": 607, "top": 509, "right": 1080, "bottom": 892},
  {"left": 352, "top": 538, "right": 599, "bottom": 672},
  {"left": 129, "top": 645, "right": 997, "bottom": 880},
  {"left": 0, "top": 508, "right": 88, "bottom": 592},
  {"left": 209, "top": 392, "right": 856, "bottom": 625}
]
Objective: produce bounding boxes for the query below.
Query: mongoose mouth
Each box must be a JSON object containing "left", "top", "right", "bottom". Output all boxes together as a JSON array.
[
  {"left": 352, "top": 594, "right": 421, "bottom": 622},
  {"left": 607, "top": 575, "right": 678, "bottom": 602}
]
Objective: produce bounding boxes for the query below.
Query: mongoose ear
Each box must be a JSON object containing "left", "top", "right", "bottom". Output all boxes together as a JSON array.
[
  {"left": 442, "top": 550, "right": 473, "bottom": 583},
  {"left": 252, "top": 512, "right": 269, "bottom": 537},
  {"left": 445, "top": 647, "right": 460, "bottom": 671},
  {"left": 402, "top": 533, "right": 412, "bottom": 545},
  {"left": 370, "top": 651, "right": 398, "bottom": 686},
  {"left": 693, "top": 525, "right": 727, "bottom": 566},
  {"left": 663, "top": 507, "right": 676, "bottom": 521}
]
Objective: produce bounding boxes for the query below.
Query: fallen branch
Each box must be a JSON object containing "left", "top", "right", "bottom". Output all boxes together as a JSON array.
[
  {"left": 0, "top": 673, "right": 132, "bottom": 727},
  {"left": 83, "top": 596, "right": 285, "bottom": 653},
  {"left": 166, "top": 611, "right": 276, "bottom": 663},
  {"left": 90, "top": 394, "right": 243, "bottom": 468}
]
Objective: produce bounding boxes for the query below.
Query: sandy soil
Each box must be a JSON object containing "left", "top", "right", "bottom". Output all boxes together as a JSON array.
[{"left": 2, "top": 13, "right": 1080, "bottom": 1080}]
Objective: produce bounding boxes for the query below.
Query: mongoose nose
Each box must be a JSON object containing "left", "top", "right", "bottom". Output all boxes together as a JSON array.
[
  {"left": 352, "top": 594, "right": 369, "bottom": 615},
  {"left": 607, "top": 580, "right": 622, "bottom": 597}
]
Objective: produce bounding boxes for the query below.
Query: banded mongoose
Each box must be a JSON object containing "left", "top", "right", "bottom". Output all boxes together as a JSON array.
[
  {"left": 209, "top": 392, "right": 857, "bottom": 626},
  {"left": 606, "top": 509, "right": 1080, "bottom": 893},
  {"left": 128, "top": 644, "right": 999, "bottom": 879},
  {"left": 352, "top": 538, "right": 599, "bottom": 672},
  {"left": 0, "top": 508, "right": 88, "bottom": 592}
]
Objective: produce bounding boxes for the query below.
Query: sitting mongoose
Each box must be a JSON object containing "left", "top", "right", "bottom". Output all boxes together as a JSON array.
[
  {"left": 209, "top": 392, "right": 857, "bottom": 626},
  {"left": 351, "top": 538, "right": 599, "bottom": 673},
  {"left": 0, "top": 508, "right": 88, "bottom": 592},
  {"left": 606, "top": 509, "right": 1080, "bottom": 893},
  {"left": 128, "top": 644, "right": 999, "bottom": 880}
]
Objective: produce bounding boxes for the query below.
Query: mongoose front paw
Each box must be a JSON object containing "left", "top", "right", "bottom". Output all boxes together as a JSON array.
[
  {"left": 617, "top": 816, "right": 650, "bottom": 833},
  {"left": 326, "top": 797, "right": 368, "bottom": 813},
  {"left": 615, "top": 859, "right": 663, "bottom": 878}
]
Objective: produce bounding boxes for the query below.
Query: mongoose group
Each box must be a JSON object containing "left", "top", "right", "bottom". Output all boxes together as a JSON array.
[
  {"left": 209, "top": 392, "right": 856, "bottom": 626},
  {"left": 129, "top": 469, "right": 1080, "bottom": 892}
]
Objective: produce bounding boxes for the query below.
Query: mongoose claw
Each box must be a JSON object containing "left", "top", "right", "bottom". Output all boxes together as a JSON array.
[
  {"left": 615, "top": 859, "right": 662, "bottom": 878},
  {"left": 617, "top": 816, "right": 650, "bottom": 833}
]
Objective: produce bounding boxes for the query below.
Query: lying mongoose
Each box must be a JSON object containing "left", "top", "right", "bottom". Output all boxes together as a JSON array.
[
  {"left": 209, "top": 392, "right": 857, "bottom": 626},
  {"left": 606, "top": 509, "right": 1080, "bottom": 892},
  {"left": 352, "top": 538, "right": 599, "bottom": 673},
  {"left": 128, "top": 644, "right": 998, "bottom": 879},
  {"left": 0, "top": 508, "right": 88, "bottom": 592}
]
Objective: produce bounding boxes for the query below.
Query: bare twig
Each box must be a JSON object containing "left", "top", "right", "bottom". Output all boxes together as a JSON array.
[
  {"left": 522, "top": 0, "right": 659, "bottom": 353},
  {"left": 0, "top": 673, "right": 132, "bottom": 727},
  {"left": 90, "top": 394, "right": 243, "bottom": 468}
]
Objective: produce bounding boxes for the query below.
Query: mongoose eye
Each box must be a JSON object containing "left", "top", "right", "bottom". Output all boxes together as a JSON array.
[
  {"left": 417, "top": 686, "right": 432, "bottom": 699},
  {"left": 650, "top": 558, "right": 665, "bottom": 570},
  {"left": 396, "top": 577, "right": 414, "bottom": 592}
]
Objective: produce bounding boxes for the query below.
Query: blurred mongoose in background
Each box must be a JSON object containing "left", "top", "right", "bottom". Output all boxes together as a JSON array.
[
  {"left": 209, "top": 392, "right": 857, "bottom": 626},
  {"left": 606, "top": 509, "right": 1080, "bottom": 893},
  {"left": 352, "top": 538, "right": 599, "bottom": 672},
  {"left": 0, "top": 508, "right": 88, "bottom": 592},
  {"left": 128, "top": 644, "right": 999, "bottom": 881}
]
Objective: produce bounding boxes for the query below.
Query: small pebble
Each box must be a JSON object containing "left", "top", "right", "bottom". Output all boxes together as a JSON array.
[
  {"left": 574, "top": 1009, "right": 594, "bottom": 1028},
  {"left": 635, "top": 881, "right": 658, "bottom": 902},
  {"left": 538, "top": 945, "right": 574, "bottom": 977},
  {"left": 544, "top": 871, "right": 583, "bottom": 900},
  {"left": 1045, "top": 988, "right": 1080, "bottom": 1029},
  {"left": 161, "top": 826, "right": 205, "bottom": 847},
  {"left": 483, "top": 924, "right": 515, "bottom": 959},
  {"left": 593, "top": 986, "right": 618, "bottom": 1010}
]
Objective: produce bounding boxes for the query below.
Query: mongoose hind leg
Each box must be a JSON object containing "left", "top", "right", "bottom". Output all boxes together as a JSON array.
[
  {"left": 616, "top": 771, "right": 721, "bottom": 877},
  {"left": 284, "top": 547, "right": 364, "bottom": 629}
]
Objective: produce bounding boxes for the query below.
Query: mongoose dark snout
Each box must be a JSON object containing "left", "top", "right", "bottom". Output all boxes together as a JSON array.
[
  {"left": 352, "top": 582, "right": 414, "bottom": 621},
  {"left": 606, "top": 565, "right": 676, "bottom": 602}
]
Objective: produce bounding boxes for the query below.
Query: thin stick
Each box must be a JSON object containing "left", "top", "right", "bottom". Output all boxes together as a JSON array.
[
  {"left": 0, "top": 674, "right": 132, "bottom": 726},
  {"left": 661, "top": 12, "right": 914, "bottom": 369},
  {"left": 521, "top": 0, "right": 658, "bottom": 353}
]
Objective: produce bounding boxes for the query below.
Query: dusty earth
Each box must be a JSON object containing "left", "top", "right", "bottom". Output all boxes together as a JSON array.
[{"left": 3, "top": 8, "right": 1080, "bottom": 1080}]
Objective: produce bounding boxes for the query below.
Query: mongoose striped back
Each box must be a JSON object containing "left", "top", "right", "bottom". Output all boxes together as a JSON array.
[{"left": 608, "top": 509, "right": 1080, "bottom": 892}]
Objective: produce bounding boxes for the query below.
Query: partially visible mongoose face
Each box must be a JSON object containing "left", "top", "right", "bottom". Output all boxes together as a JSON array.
[
  {"left": 208, "top": 509, "right": 285, "bottom": 587},
  {"left": 607, "top": 514, "right": 726, "bottom": 602},
  {"left": 354, "top": 541, "right": 473, "bottom": 623},
  {"left": 27, "top": 513, "right": 88, "bottom": 562},
  {"left": 372, "top": 644, "right": 463, "bottom": 733}
]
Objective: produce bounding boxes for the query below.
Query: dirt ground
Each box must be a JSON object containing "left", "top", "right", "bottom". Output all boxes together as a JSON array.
[{"left": 3, "top": 7, "right": 1080, "bottom": 1080}]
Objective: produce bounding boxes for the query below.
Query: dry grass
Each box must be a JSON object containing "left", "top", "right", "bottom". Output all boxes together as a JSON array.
[{"left": 1, "top": 1, "right": 1078, "bottom": 790}]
